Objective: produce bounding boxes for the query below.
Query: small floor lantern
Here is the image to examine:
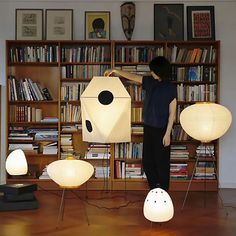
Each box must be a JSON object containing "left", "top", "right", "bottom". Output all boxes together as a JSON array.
[
  {"left": 143, "top": 188, "right": 174, "bottom": 222},
  {"left": 47, "top": 157, "right": 94, "bottom": 227},
  {"left": 0, "top": 149, "right": 38, "bottom": 211}
]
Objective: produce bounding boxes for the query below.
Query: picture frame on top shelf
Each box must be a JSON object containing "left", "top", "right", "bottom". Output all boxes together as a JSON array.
[
  {"left": 154, "top": 4, "right": 184, "bottom": 41},
  {"left": 85, "top": 11, "right": 110, "bottom": 40},
  {"left": 187, "top": 6, "right": 215, "bottom": 40},
  {"left": 15, "top": 9, "right": 43, "bottom": 40},
  {"left": 45, "top": 9, "right": 73, "bottom": 40}
]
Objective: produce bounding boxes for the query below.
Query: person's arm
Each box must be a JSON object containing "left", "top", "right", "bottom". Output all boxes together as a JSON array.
[
  {"left": 104, "top": 69, "right": 143, "bottom": 84},
  {"left": 163, "top": 98, "right": 177, "bottom": 147}
]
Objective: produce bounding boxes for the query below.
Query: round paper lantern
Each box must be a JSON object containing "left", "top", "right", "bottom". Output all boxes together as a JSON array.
[
  {"left": 180, "top": 103, "right": 232, "bottom": 143},
  {"left": 6, "top": 149, "right": 28, "bottom": 175},
  {"left": 143, "top": 188, "right": 174, "bottom": 222},
  {"left": 47, "top": 157, "right": 94, "bottom": 188}
]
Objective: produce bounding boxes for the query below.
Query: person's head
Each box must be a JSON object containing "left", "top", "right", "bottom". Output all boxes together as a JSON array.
[
  {"left": 149, "top": 56, "right": 171, "bottom": 81},
  {"left": 92, "top": 18, "right": 105, "bottom": 32}
]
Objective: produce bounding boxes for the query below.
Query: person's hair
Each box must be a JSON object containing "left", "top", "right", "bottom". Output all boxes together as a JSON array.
[
  {"left": 92, "top": 18, "right": 105, "bottom": 30},
  {"left": 149, "top": 56, "right": 171, "bottom": 80}
]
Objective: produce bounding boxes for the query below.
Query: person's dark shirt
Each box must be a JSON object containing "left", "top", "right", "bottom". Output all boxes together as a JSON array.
[{"left": 142, "top": 76, "right": 177, "bottom": 128}]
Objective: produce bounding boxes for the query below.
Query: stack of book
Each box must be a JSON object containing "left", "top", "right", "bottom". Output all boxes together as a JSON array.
[
  {"left": 85, "top": 144, "right": 110, "bottom": 159},
  {"left": 170, "top": 163, "right": 188, "bottom": 180},
  {"left": 194, "top": 161, "right": 216, "bottom": 180},
  {"left": 170, "top": 145, "right": 189, "bottom": 160},
  {"left": 60, "top": 134, "right": 74, "bottom": 158}
]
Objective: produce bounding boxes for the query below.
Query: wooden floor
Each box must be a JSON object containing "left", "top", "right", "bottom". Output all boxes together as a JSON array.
[{"left": 1, "top": 189, "right": 236, "bottom": 236}]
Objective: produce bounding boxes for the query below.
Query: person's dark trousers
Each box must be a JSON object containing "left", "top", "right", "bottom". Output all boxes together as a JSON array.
[{"left": 142, "top": 124, "right": 170, "bottom": 191}]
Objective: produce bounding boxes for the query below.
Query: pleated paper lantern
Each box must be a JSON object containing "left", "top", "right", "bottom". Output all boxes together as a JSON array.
[
  {"left": 180, "top": 102, "right": 232, "bottom": 143},
  {"left": 143, "top": 188, "right": 174, "bottom": 222},
  {"left": 6, "top": 149, "right": 28, "bottom": 175},
  {"left": 81, "top": 76, "right": 131, "bottom": 143},
  {"left": 47, "top": 158, "right": 94, "bottom": 188}
]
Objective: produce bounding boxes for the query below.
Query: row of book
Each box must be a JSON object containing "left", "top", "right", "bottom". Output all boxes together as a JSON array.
[
  {"left": 114, "top": 65, "right": 150, "bottom": 76},
  {"left": 168, "top": 45, "right": 216, "bottom": 64},
  {"left": 114, "top": 142, "right": 143, "bottom": 159},
  {"left": 177, "top": 84, "right": 216, "bottom": 102},
  {"left": 8, "top": 76, "right": 53, "bottom": 101},
  {"left": 61, "top": 45, "right": 111, "bottom": 63},
  {"left": 171, "top": 66, "right": 216, "bottom": 82},
  {"left": 131, "top": 107, "right": 143, "bottom": 123},
  {"left": 61, "top": 82, "right": 89, "bottom": 101},
  {"left": 172, "top": 125, "right": 190, "bottom": 141},
  {"left": 115, "top": 161, "right": 146, "bottom": 179},
  {"left": 115, "top": 46, "right": 164, "bottom": 63},
  {"left": 9, "top": 45, "right": 59, "bottom": 63},
  {"left": 61, "top": 104, "right": 81, "bottom": 123},
  {"left": 61, "top": 65, "right": 110, "bottom": 79},
  {"left": 125, "top": 83, "right": 144, "bottom": 102}
]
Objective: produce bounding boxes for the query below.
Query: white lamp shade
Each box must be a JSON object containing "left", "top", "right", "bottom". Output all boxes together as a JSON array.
[
  {"left": 143, "top": 188, "right": 174, "bottom": 222},
  {"left": 81, "top": 76, "right": 131, "bottom": 143},
  {"left": 6, "top": 149, "right": 28, "bottom": 175},
  {"left": 47, "top": 158, "right": 94, "bottom": 188},
  {"left": 180, "top": 103, "right": 232, "bottom": 143}
]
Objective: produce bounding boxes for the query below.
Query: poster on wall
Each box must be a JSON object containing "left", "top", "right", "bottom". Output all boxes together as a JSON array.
[
  {"left": 15, "top": 9, "right": 43, "bottom": 40},
  {"left": 187, "top": 6, "right": 215, "bottom": 40},
  {"left": 85, "top": 11, "right": 110, "bottom": 40},
  {"left": 154, "top": 4, "right": 184, "bottom": 41}
]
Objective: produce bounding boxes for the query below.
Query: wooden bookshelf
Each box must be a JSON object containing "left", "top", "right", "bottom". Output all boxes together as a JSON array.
[{"left": 6, "top": 40, "right": 220, "bottom": 191}]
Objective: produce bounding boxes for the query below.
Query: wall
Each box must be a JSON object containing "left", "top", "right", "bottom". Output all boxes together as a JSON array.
[{"left": 0, "top": 0, "right": 235, "bottom": 187}]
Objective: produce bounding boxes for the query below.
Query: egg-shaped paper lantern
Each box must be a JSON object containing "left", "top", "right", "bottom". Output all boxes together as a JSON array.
[
  {"left": 6, "top": 149, "right": 28, "bottom": 175},
  {"left": 180, "top": 102, "right": 232, "bottom": 143},
  {"left": 47, "top": 157, "right": 94, "bottom": 188},
  {"left": 143, "top": 188, "right": 174, "bottom": 222}
]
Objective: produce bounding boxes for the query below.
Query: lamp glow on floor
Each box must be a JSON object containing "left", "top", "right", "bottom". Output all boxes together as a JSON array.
[{"left": 180, "top": 102, "right": 232, "bottom": 209}]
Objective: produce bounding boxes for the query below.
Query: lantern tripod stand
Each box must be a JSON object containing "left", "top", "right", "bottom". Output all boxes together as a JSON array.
[{"left": 181, "top": 142, "right": 226, "bottom": 212}]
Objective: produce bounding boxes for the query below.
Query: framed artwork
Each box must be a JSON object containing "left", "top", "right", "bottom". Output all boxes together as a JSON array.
[
  {"left": 46, "top": 9, "right": 73, "bottom": 40},
  {"left": 154, "top": 4, "right": 184, "bottom": 41},
  {"left": 187, "top": 6, "right": 215, "bottom": 40},
  {"left": 85, "top": 11, "right": 110, "bottom": 40},
  {"left": 15, "top": 9, "right": 43, "bottom": 40}
]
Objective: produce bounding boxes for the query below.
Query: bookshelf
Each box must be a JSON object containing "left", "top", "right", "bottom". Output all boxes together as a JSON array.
[{"left": 6, "top": 40, "right": 220, "bottom": 191}]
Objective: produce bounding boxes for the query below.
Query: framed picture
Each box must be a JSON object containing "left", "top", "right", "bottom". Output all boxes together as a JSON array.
[
  {"left": 46, "top": 9, "right": 73, "bottom": 40},
  {"left": 85, "top": 11, "right": 110, "bottom": 40},
  {"left": 154, "top": 4, "right": 184, "bottom": 41},
  {"left": 187, "top": 6, "right": 215, "bottom": 40},
  {"left": 15, "top": 9, "right": 43, "bottom": 40}
]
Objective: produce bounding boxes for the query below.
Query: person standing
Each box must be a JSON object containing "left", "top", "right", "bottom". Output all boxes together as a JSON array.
[{"left": 104, "top": 56, "right": 177, "bottom": 191}]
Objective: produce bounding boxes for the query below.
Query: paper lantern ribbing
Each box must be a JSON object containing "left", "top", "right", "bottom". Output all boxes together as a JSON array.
[
  {"left": 143, "top": 188, "right": 174, "bottom": 222},
  {"left": 180, "top": 103, "right": 232, "bottom": 143},
  {"left": 6, "top": 149, "right": 28, "bottom": 175},
  {"left": 81, "top": 76, "right": 131, "bottom": 143},
  {"left": 47, "top": 158, "right": 94, "bottom": 188}
]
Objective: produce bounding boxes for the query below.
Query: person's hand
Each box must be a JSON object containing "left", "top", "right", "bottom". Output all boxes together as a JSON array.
[
  {"left": 163, "top": 134, "right": 171, "bottom": 147},
  {"left": 104, "top": 69, "right": 116, "bottom": 77}
]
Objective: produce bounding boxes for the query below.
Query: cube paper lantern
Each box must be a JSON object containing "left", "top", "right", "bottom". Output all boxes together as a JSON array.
[
  {"left": 81, "top": 76, "right": 131, "bottom": 143},
  {"left": 143, "top": 188, "right": 174, "bottom": 222}
]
